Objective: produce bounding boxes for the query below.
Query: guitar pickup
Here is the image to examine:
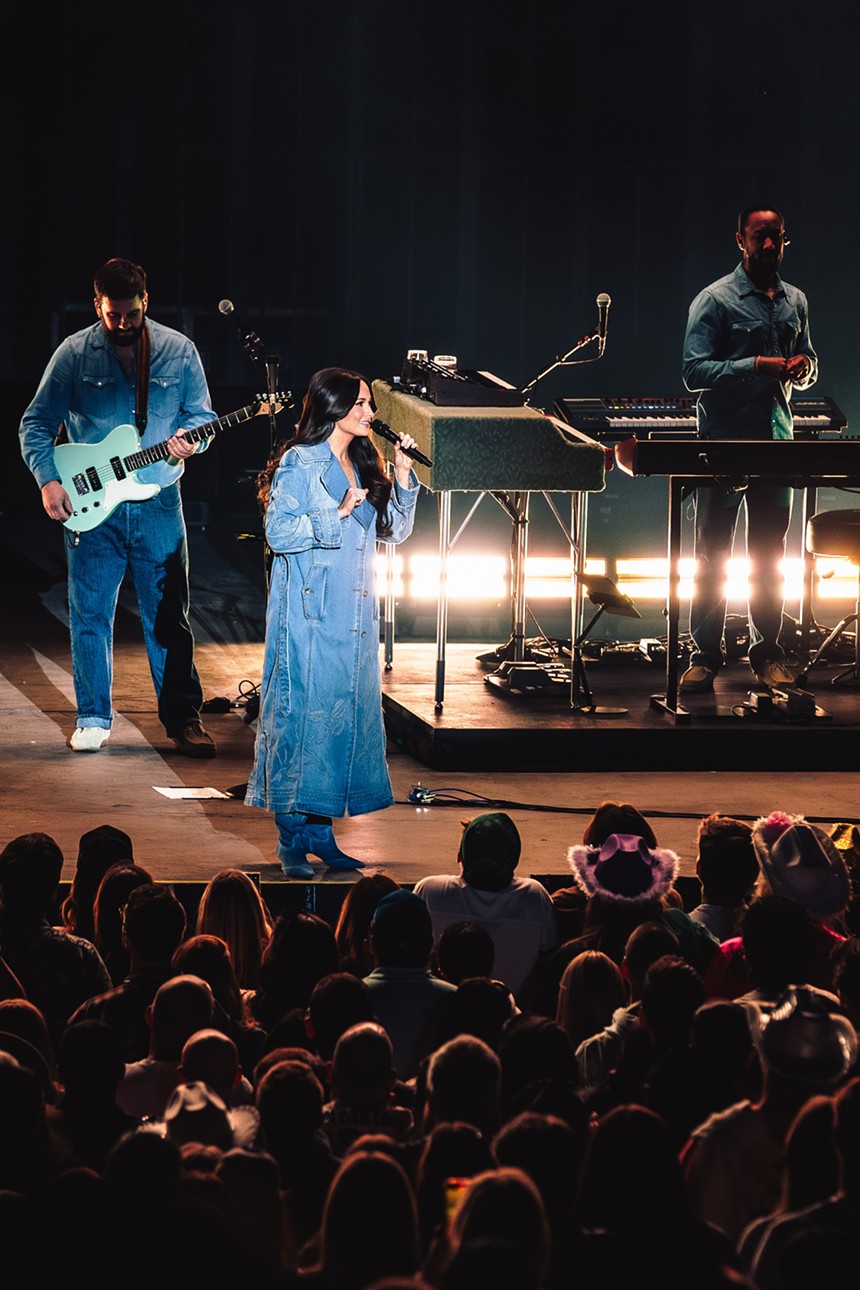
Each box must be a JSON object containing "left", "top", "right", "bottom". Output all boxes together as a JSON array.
[
  {"left": 109, "top": 456, "right": 127, "bottom": 481},
  {"left": 71, "top": 473, "right": 90, "bottom": 497},
  {"left": 86, "top": 467, "right": 101, "bottom": 492}
]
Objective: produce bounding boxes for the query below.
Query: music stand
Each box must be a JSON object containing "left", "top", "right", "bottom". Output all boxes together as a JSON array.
[{"left": 568, "top": 572, "right": 641, "bottom": 715}]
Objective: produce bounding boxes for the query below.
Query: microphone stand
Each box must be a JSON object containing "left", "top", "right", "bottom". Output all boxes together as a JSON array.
[
  {"left": 516, "top": 311, "right": 609, "bottom": 694},
  {"left": 521, "top": 328, "right": 602, "bottom": 404},
  {"left": 236, "top": 322, "right": 290, "bottom": 452},
  {"left": 213, "top": 302, "right": 299, "bottom": 760},
  {"left": 263, "top": 353, "right": 282, "bottom": 453},
  {"left": 221, "top": 305, "right": 295, "bottom": 594},
  {"left": 220, "top": 301, "right": 294, "bottom": 449}
]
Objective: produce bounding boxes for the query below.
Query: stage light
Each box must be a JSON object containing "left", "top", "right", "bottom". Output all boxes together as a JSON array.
[
  {"left": 812, "top": 558, "right": 860, "bottom": 599},
  {"left": 615, "top": 557, "right": 695, "bottom": 601},
  {"left": 407, "top": 555, "right": 508, "bottom": 601},
  {"left": 616, "top": 558, "right": 668, "bottom": 579},
  {"left": 780, "top": 558, "right": 804, "bottom": 602},
  {"left": 374, "top": 551, "right": 406, "bottom": 597},
  {"left": 522, "top": 556, "right": 607, "bottom": 600},
  {"left": 380, "top": 551, "right": 859, "bottom": 611}
]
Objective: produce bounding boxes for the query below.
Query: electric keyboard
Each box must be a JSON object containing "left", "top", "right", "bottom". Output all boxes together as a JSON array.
[
  {"left": 613, "top": 430, "right": 860, "bottom": 722},
  {"left": 555, "top": 395, "right": 848, "bottom": 440},
  {"left": 371, "top": 378, "right": 605, "bottom": 710},
  {"left": 398, "top": 358, "right": 524, "bottom": 407},
  {"left": 614, "top": 436, "right": 860, "bottom": 481},
  {"left": 371, "top": 379, "right": 605, "bottom": 492}
]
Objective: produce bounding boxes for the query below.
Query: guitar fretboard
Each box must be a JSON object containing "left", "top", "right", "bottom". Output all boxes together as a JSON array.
[{"left": 124, "top": 403, "right": 258, "bottom": 472}]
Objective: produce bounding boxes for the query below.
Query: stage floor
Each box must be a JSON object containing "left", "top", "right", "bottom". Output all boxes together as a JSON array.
[
  {"left": 2, "top": 514, "right": 859, "bottom": 905},
  {"left": 381, "top": 638, "right": 860, "bottom": 773}
]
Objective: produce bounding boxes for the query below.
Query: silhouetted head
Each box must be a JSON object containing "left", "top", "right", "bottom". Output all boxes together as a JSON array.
[
  {"left": 0, "top": 832, "right": 63, "bottom": 918},
  {"left": 122, "top": 882, "right": 187, "bottom": 966},
  {"left": 369, "top": 891, "right": 433, "bottom": 968},
  {"left": 457, "top": 813, "right": 521, "bottom": 892}
]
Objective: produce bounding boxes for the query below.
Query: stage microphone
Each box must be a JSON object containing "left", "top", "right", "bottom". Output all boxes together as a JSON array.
[
  {"left": 372, "top": 419, "right": 433, "bottom": 468},
  {"left": 596, "top": 292, "right": 611, "bottom": 356},
  {"left": 218, "top": 298, "right": 264, "bottom": 359}
]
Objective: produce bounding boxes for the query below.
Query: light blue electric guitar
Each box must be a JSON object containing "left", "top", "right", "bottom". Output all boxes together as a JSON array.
[{"left": 54, "top": 394, "right": 285, "bottom": 532}]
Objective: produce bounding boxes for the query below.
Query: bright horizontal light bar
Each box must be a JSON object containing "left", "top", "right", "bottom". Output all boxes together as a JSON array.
[
  {"left": 618, "top": 580, "right": 674, "bottom": 599},
  {"left": 386, "top": 552, "right": 859, "bottom": 604},
  {"left": 813, "top": 558, "right": 860, "bottom": 599},
  {"left": 374, "top": 552, "right": 406, "bottom": 597},
  {"left": 615, "top": 558, "right": 669, "bottom": 579},
  {"left": 616, "top": 557, "right": 801, "bottom": 602},
  {"left": 615, "top": 557, "right": 695, "bottom": 601},
  {"left": 409, "top": 555, "right": 508, "bottom": 601},
  {"left": 519, "top": 557, "right": 608, "bottom": 600}
]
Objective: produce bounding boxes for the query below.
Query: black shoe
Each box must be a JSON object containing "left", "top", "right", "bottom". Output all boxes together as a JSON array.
[{"left": 170, "top": 721, "right": 216, "bottom": 758}]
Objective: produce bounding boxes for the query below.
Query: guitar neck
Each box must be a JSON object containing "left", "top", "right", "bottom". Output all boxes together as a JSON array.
[{"left": 124, "top": 403, "right": 260, "bottom": 472}]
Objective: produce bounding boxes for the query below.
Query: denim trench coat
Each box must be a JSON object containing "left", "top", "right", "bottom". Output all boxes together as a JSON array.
[{"left": 244, "top": 441, "right": 419, "bottom": 818}]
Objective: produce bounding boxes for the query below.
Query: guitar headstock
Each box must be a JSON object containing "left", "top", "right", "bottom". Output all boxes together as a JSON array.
[{"left": 255, "top": 392, "right": 292, "bottom": 416}]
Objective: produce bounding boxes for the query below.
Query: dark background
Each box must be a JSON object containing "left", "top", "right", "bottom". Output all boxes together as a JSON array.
[{"left": 2, "top": 0, "right": 857, "bottom": 640}]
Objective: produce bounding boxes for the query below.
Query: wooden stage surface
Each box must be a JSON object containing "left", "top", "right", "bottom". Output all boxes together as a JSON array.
[{"left": 2, "top": 514, "right": 859, "bottom": 910}]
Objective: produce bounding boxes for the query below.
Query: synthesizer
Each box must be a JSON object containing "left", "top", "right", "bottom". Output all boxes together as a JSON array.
[
  {"left": 614, "top": 436, "right": 860, "bottom": 481},
  {"left": 398, "top": 357, "right": 524, "bottom": 407},
  {"left": 612, "top": 431, "right": 860, "bottom": 722},
  {"left": 555, "top": 395, "right": 848, "bottom": 439}
]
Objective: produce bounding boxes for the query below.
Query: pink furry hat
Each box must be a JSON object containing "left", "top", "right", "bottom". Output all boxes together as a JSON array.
[
  {"left": 751, "top": 811, "right": 850, "bottom": 917},
  {"left": 567, "top": 833, "right": 680, "bottom": 905}
]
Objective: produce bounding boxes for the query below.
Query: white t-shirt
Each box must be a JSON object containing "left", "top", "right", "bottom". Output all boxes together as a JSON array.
[{"left": 412, "top": 874, "right": 558, "bottom": 1005}]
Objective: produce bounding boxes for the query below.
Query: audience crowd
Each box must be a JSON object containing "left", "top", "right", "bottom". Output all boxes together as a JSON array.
[{"left": 1, "top": 803, "right": 859, "bottom": 1289}]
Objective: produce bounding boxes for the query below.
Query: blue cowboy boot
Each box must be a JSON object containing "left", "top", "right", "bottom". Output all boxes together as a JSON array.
[
  {"left": 274, "top": 812, "right": 315, "bottom": 879},
  {"left": 301, "top": 816, "right": 365, "bottom": 870}
]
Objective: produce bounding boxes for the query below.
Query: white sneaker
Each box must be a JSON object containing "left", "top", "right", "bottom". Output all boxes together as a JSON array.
[{"left": 69, "top": 727, "right": 110, "bottom": 752}]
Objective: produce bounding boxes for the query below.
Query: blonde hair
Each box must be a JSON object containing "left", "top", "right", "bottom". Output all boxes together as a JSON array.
[
  {"left": 556, "top": 950, "right": 627, "bottom": 1052},
  {"left": 196, "top": 869, "right": 275, "bottom": 991}
]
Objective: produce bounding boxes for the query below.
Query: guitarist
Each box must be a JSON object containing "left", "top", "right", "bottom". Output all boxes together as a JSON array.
[{"left": 19, "top": 257, "right": 217, "bottom": 758}]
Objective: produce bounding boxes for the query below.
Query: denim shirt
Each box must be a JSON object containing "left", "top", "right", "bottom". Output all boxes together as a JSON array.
[
  {"left": 682, "top": 263, "right": 817, "bottom": 440},
  {"left": 19, "top": 318, "right": 215, "bottom": 489}
]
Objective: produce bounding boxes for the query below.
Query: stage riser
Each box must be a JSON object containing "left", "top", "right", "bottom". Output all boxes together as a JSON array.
[{"left": 383, "top": 695, "right": 860, "bottom": 773}]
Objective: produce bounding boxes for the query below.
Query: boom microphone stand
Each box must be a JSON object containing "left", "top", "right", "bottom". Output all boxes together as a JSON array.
[
  {"left": 512, "top": 294, "right": 618, "bottom": 705},
  {"left": 215, "top": 300, "right": 295, "bottom": 740},
  {"left": 217, "top": 299, "right": 295, "bottom": 579},
  {"left": 217, "top": 298, "right": 292, "bottom": 452},
  {"left": 521, "top": 292, "right": 611, "bottom": 403}
]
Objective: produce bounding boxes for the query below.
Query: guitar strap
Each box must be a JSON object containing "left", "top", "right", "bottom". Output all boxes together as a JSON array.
[{"left": 135, "top": 322, "right": 151, "bottom": 433}]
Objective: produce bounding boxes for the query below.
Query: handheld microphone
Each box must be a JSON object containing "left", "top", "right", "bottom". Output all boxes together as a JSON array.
[
  {"left": 372, "top": 419, "right": 433, "bottom": 468},
  {"left": 596, "top": 292, "right": 611, "bottom": 356}
]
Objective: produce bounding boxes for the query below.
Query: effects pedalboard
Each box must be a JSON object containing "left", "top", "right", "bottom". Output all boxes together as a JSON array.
[{"left": 745, "top": 685, "right": 818, "bottom": 719}]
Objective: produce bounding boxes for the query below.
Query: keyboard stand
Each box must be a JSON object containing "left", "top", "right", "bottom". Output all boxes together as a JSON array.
[{"left": 650, "top": 476, "right": 692, "bottom": 723}]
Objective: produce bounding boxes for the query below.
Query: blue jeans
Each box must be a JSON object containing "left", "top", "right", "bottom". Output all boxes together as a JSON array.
[
  {"left": 65, "top": 484, "right": 203, "bottom": 734},
  {"left": 690, "top": 482, "right": 792, "bottom": 674}
]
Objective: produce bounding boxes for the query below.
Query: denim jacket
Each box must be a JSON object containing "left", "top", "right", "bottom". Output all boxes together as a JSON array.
[
  {"left": 682, "top": 263, "right": 817, "bottom": 440},
  {"left": 20, "top": 318, "right": 215, "bottom": 490},
  {"left": 245, "top": 441, "right": 419, "bottom": 818}
]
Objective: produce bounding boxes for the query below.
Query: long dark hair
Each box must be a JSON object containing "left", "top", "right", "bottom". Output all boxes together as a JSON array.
[{"left": 257, "top": 367, "right": 393, "bottom": 534}]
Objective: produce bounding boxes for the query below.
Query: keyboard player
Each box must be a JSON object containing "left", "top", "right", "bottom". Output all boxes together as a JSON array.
[{"left": 679, "top": 204, "right": 817, "bottom": 694}]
